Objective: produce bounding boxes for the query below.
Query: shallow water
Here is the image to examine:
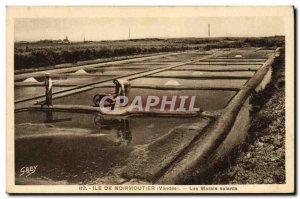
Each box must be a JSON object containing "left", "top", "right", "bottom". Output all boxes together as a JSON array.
[
  {"left": 85, "top": 67, "right": 146, "bottom": 72},
  {"left": 222, "top": 50, "right": 273, "bottom": 58},
  {"left": 14, "top": 74, "right": 116, "bottom": 101},
  {"left": 94, "top": 64, "right": 165, "bottom": 70},
  {"left": 15, "top": 111, "right": 201, "bottom": 184},
  {"left": 14, "top": 86, "right": 73, "bottom": 101},
  {"left": 193, "top": 61, "right": 263, "bottom": 65},
  {"left": 150, "top": 70, "right": 255, "bottom": 78},
  {"left": 148, "top": 54, "right": 206, "bottom": 62},
  {"left": 73, "top": 70, "right": 140, "bottom": 76},
  {"left": 174, "top": 65, "right": 261, "bottom": 71},
  {"left": 53, "top": 87, "right": 236, "bottom": 111},
  {"left": 131, "top": 77, "right": 247, "bottom": 89},
  {"left": 205, "top": 58, "right": 266, "bottom": 62},
  {"left": 34, "top": 75, "right": 114, "bottom": 86}
]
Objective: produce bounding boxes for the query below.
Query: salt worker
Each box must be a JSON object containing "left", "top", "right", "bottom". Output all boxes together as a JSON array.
[
  {"left": 42, "top": 73, "right": 53, "bottom": 108},
  {"left": 113, "top": 79, "right": 131, "bottom": 98}
]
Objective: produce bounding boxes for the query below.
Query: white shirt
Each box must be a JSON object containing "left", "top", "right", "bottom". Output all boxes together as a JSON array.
[
  {"left": 117, "top": 79, "right": 130, "bottom": 91},
  {"left": 48, "top": 78, "right": 53, "bottom": 90}
]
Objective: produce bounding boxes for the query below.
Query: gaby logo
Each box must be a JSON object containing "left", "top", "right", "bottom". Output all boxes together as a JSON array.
[
  {"left": 19, "top": 165, "right": 38, "bottom": 177},
  {"left": 98, "top": 95, "right": 200, "bottom": 112}
]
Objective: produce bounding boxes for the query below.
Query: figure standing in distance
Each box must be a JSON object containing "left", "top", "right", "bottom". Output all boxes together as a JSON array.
[
  {"left": 112, "top": 79, "right": 131, "bottom": 107},
  {"left": 113, "top": 79, "right": 131, "bottom": 98},
  {"left": 42, "top": 73, "right": 53, "bottom": 108}
]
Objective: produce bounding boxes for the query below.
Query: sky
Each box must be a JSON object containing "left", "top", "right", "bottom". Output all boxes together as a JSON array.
[{"left": 14, "top": 17, "right": 284, "bottom": 41}]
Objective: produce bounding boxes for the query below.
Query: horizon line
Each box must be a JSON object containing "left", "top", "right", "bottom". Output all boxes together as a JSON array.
[{"left": 15, "top": 35, "right": 285, "bottom": 43}]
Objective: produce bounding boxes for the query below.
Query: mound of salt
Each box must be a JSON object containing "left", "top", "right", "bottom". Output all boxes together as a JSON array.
[
  {"left": 192, "top": 71, "right": 203, "bottom": 75},
  {"left": 23, "top": 77, "right": 38, "bottom": 83},
  {"left": 147, "top": 124, "right": 155, "bottom": 129},
  {"left": 235, "top": 55, "right": 243, "bottom": 58},
  {"left": 165, "top": 80, "right": 181, "bottom": 86},
  {"left": 74, "top": 69, "right": 88, "bottom": 74}
]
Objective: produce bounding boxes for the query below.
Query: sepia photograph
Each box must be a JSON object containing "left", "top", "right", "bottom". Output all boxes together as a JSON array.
[{"left": 6, "top": 6, "right": 294, "bottom": 193}]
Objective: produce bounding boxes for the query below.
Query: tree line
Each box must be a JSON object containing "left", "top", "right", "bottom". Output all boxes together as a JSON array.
[{"left": 14, "top": 46, "right": 192, "bottom": 70}]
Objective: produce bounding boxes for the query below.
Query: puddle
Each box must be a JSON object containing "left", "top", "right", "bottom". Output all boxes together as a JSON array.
[{"left": 15, "top": 110, "right": 201, "bottom": 184}]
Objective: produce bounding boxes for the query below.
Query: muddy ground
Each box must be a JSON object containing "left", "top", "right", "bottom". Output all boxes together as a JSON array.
[{"left": 211, "top": 50, "right": 286, "bottom": 184}]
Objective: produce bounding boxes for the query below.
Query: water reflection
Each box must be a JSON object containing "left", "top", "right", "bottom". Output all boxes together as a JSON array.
[
  {"left": 15, "top": 110, "right": 200, "bottom": 184},
  {"left": 94, "top": 115, "right": 132, "bottom": 146},
  {"left": 54, "top": 87, "right": 237, "bottom": 111},
  {"left": 44, "top": 110, "right": 72, "bottom": 124}
]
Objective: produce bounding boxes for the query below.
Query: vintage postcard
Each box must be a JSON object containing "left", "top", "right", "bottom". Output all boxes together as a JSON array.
[{"left": 6, "top": 6, "right": 294, "bottom": 193}]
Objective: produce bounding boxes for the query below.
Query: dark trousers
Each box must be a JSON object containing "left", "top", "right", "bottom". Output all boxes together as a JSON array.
[{"left": 45, "top": 89, "right": 53, "bottom": 106}]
